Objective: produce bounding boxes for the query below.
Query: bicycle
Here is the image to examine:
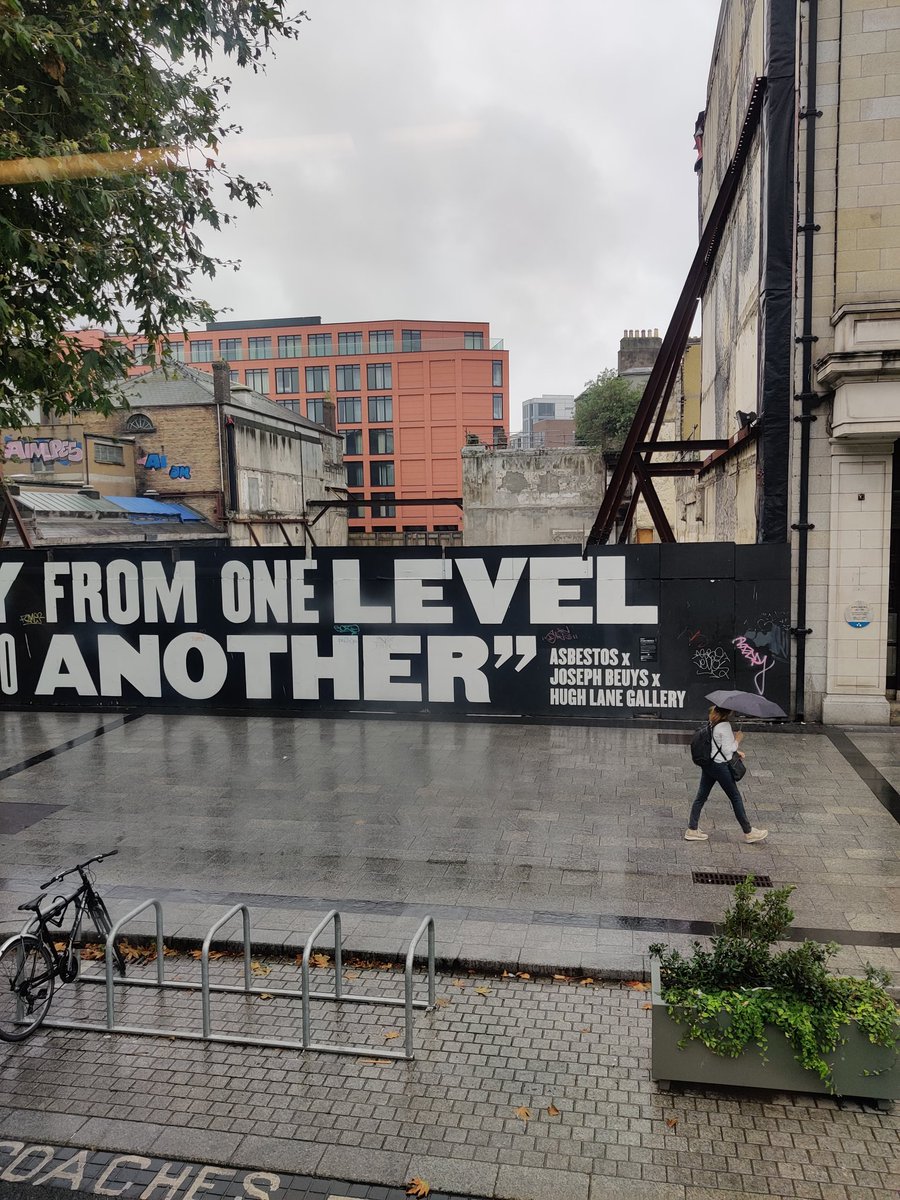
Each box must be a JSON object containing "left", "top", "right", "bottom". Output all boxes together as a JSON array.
[{"left": 0, "top": 849, "right": 126, "bottom": 1041}]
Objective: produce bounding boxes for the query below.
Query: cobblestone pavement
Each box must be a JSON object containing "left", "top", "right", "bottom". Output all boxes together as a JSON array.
[
  {"left": 1, "top": 712, "right": 898, "bottom": 1199},
  {"left": 0, "top": 955, "right": 897, "bottom": 1200},
  {"left": 1, "top": 714, "right": 898, "bottom": 982}
]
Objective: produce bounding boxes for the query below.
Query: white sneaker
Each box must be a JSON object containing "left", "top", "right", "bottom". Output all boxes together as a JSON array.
[
  {"left": 684, "top": 828, "right": 709, "bottom": 841},
  {"left": 744, "top": 828, "right": 768, "bottom": 843}
]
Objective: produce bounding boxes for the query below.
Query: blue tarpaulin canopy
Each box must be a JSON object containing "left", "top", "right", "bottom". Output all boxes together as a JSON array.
[{"left": 104, "top": 496, "right": 204, "bottom": 522}]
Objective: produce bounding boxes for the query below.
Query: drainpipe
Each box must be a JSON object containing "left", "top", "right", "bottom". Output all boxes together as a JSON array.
[
  {"left": 211, "top": 360, "right": 229, "bottom": 524},
  {"left": 792, "top": 0, "right": 826, "bottom": 722}
]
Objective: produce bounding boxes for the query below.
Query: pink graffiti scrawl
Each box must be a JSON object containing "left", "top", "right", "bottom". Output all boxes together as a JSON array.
[{"left": 732, "top": 636, "right": 772, "bottom": 695}]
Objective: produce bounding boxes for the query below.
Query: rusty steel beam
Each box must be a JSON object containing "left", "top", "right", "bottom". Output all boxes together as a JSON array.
[{"left": 587, "top": 77, "right": 767, "bottom": 548}]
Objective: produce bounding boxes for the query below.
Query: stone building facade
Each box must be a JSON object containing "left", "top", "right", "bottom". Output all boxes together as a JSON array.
[
  {"left": 42, "top": 363, "right": 347, "bottom": 548},
  {"left": 675, "top": 0, "right": 900, "bottom": 723}
]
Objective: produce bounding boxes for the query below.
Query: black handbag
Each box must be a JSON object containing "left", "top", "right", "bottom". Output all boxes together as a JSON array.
[{"left": 728, "top": 752, "right": 747, "bottom": 782}]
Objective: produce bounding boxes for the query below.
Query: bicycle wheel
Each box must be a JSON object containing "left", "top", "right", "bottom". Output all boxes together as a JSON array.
[
  {"left": 88, "top": 897, "right": 127, "bottom": 977},
  {"left": 0, "top": 935, "right": 55, "bottom": 1041}
]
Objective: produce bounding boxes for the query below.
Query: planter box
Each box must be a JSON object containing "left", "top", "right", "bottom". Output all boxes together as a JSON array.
[{"left": 650, "top": 961, "right": 898, "bottom": 1108}]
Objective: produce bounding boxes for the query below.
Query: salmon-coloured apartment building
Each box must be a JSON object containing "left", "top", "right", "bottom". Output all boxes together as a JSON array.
[{"left": 113, "top": 316, "right": 509, "bottom": 535}]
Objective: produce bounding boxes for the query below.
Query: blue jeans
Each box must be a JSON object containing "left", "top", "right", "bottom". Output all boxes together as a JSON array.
[{"left": 689, "top": 762, "right": 751, "bottom": 834}]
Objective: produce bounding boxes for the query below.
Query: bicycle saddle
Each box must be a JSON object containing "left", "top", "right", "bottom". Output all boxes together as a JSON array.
[{"left": 18, "top": 891, "right": 75, "bottom": 917}]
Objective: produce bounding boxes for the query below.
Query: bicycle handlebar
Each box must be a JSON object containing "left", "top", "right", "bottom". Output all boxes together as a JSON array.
[{"left": 40, "top": 848, "right": 118, "bottom": 890}]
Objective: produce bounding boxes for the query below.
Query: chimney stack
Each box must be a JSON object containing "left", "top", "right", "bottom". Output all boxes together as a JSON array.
[
  {"left": 321, "top": 397, "right": 336, "bottom": 432},
  {"left": 211, "top": 359, "right": 231, "bottom": 408}
]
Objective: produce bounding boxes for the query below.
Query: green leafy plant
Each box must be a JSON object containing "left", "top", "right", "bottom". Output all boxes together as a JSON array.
[{"left": 649, "top": 877, "right": 899, "bottom": 1090}]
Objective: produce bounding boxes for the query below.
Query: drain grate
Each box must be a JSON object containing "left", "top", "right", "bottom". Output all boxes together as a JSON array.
[
  {"left": 692, "top": 871, "right": 773, "bottom": 887},
  {"left": 657, "top": 733, "right": 693, "bottom": 744}
]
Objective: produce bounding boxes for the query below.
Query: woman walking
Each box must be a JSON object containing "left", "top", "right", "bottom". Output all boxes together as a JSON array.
[{"left": 685, "top": 705, "right": 768, "bottom": 842}]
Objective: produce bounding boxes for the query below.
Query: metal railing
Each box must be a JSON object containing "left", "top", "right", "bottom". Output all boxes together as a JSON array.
[{"left": 29, "top": 900, "right": 437, "bottom": 1060}]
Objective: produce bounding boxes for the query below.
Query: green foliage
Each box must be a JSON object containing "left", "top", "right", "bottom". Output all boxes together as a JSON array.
[
  {"left": 0, "top": 1, "right": 307, "bottom": 425},
  {"left": 649, "top": 877, "right": 899, "bottom": 1090},
  {"left": 574, "top": 368, "right": 642, "bottom": 450}
]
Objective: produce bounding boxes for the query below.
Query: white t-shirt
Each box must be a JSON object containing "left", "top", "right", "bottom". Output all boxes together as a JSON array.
[{"left": 711, "top": 721, "right": 738, "bottom": 761}]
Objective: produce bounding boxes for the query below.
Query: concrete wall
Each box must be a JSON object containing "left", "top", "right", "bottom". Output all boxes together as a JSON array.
[
  {"left": 462, "top": 446, "right": 604, "bottom": 545},
  {"left": 229, "top": 417, "right": 346, "bottom": 547}
]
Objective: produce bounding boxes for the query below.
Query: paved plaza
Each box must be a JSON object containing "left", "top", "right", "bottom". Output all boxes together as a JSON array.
[{"left": 0, "top": 711, "right": 898, "bottom": 1199}]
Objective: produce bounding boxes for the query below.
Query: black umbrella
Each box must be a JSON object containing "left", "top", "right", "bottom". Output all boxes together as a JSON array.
[{"left": 705, "top": 689, "right": 787, "bottom": 720}]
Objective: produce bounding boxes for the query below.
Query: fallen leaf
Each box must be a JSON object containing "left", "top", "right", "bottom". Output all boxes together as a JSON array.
[
  {"left": 502, "top": 970, "right": 512, "bottom": 978},
  {"left": 345, "top": 971, "right": 360, "bottom": 980},
  {"left": 547, "top": 1102, "right": 561, "bottom": 1117},
  {"left": 474, "top": 986, "right": 492, "bottom": 996},
  {"left": 553, "top": 974, "right": 570, "bottom": 982},
  {"left": 666, "top": 1118, "right": 678, "bottom": 1131},
  {"left": 311, "top": 952, "right": 331, "bottom": 968},
  {"left": 515, "top": 1105, "right": 531, "bottom": 1124},
  {"left": 53, "top": 941, "right": 67, "bottom": 952},
  {"left": 642, "top": 1002, "right": 653, "bottom": 1010},
  {"left": 434, "top": 997, "right": 450, "bottom": 1008},
  {"left": 358, "top": 1058, "right": 384, "bottom": 1065},
  {"left": 579, "top": 977, "right": 594, "bottom": 986},
  {"left": 190, "top": 949, "right": 203, "bottom": 960},
  {"left": 516, "top": 972, "right": 531, "bottom": 980},
  {"left": 579, "top": 1026, "right": 590, "bottom": 1033},
  {"left": 625, "top": 980, "right": 651, "bottom": 991},
  {"left": 406, "top": 1178, "right": 430, "bottom": 1198},
  {"left": 384, "top": 1030, "right": 401, "bottom": 1040},
  {"left": 258, "top": 992, "right": 272, "bottom": 1000},
  {"left": 81, "top": 944, "right": 104, "bottom": 960},
  {"left": 251, "top": 961, "right": 271, "bottom": 977},
  {"left": 163, "top": 945, "right": 179, "bottom": 958},
  {"left": 452, "top": 979, "right": 467, "bottom": 988}
]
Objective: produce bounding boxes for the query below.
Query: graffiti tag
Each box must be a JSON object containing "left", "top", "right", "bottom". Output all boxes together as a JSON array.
[
  {"left": 692, "top": 646, "right": 729, "bottom": 679},
  {"left": 732, "top": 636, "right": 772, "bottom": 695},
  {"left": 3, "top": 437, "right": 83, "bottom": 465},
  {"left": 138, "top": 452, "right": 191, "bottom": 479},
  {"left": 19, "top": 612, "right": 44, "bottom": 626},
  {"left": 543, "top": 625, "right": 577, "bottom": 645}
]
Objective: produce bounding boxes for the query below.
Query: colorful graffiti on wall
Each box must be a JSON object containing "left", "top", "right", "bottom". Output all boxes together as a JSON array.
[
  {"left": 3, "top": 436, "right": 84, "bottom": 465},
  {"left": 137, "top": 451, "right": 191, "bottom": 479}
]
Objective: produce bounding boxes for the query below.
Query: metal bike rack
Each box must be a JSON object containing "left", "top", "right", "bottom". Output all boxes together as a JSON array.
[{"left": 31, "top": 900, "right": 437, "bottom": 1060}]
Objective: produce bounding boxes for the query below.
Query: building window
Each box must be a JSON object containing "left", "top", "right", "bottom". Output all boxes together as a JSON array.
[
  {"left": 248, "top": 336, "right": 271, "bottom": 360},
  {"left": 370, "top": 460, "right": 395, "bottom": 487},
  {"left": 369, "top": 428, "right": 394, "bottom": 455},
  {"left": 346, "top": 462, "right": 364, "bottom": 488},
  {"left": 278, "top": 335, "right": 303, "bottom": 357},
  {"left": 229, "top": 369, "right": 239, "bottom": 383},
  {"left": 336, "top": 364, "right": 360, "bottom": 391},
  {"left": 493, "top": 394, "right": 504, "bottom": 420},
  {"left": 369, "top": 330, "right": 394, "bottom": 353},
  {"left": 337, "top": 397, "right": 362, "bottom": 423},
  {"left": 307, "top": 333, "right": 333, "bottom": 357},
  {"left": 338, "top": 331, "right": 363, "bottom": 355},
  {"left": 218, "top": 338, "right": 242, "bottom": 361},
  {"left": 123, "top": 412, "right": 155, "bottom": 433},
  {"left": 280, "top": 399, "right": 300, "bottom": 413},
  {"left": 347, "top": 494, "right": 365, "bottom": 519},
  {"left": 191, "top": 340, "right": 213, "bottom": 363},
  {"left": 163, "top": 340, "right": 184, "bottom": 362},
  {"left": 343, "top": 429, "right": 363, "bottom": 455},
  {"left": 401, "top": 329, "right": 421, "bottom": 352},
  {"left": 372, "top": 491, "right": 396, "bottom": 518},
  {"left": 245, "top": 369, "right": 269, "bottom": 393},
  {"left": 276, "top": 367, "right": 300, "bottom": 394},
  {"left": 492, "top": 360, "right": 503, "bottom": 386},
  {"left": 368, "top": 396, "right": 392, "bottom": 422},
  {"left": 304, "top": 366, "right": 329, "bottom": 393},
  {"left": 132, "top": 342, "right": 151, "bottom": 365},
  {"left": 307, "top": 399, "right": 324, "bottom": 423},
  {"left": 493, "top": 426, "right": 507, "bottom": 446},
  {"left": 367, "top": 363, "right": 392, "bottom": 390},
  {"left": 95, "top": 442, "right": 124, "bottom": 465},
  {"left": 465, "top": 331, "right": 484, "bottom": 350}
]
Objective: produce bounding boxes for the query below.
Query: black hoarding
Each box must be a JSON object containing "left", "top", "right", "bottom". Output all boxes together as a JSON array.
[{"left": 0, "top": 544, "right": 790, "bottom": 718}]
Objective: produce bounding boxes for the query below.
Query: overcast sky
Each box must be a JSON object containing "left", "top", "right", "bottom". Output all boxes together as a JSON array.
[{"left": 199, "top": 0, "right": 721, "bottom": 429}]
